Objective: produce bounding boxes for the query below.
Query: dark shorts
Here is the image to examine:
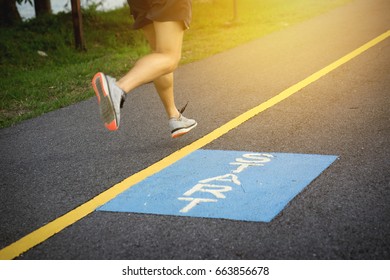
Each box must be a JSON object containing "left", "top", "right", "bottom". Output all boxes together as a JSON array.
[{"left": 127, "top": 0, "right": 192, "bottom": 30}]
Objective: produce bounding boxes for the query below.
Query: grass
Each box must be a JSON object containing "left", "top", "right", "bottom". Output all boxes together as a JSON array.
[{"left": 0, "top": 0, "right": 351, "bottom": 128}]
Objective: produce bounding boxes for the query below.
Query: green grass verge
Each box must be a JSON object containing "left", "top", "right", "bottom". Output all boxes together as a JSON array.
[{"left": 0, "top": 0, "right": 351, "bottom": 128}]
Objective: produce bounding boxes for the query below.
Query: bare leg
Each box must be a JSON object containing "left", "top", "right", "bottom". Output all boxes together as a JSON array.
[
  {"left": 116, "top": 21, "right": 184, "bottom": 119},
  {"left": 141, "top": 24, "right": 180, "bottom": 119},
  {"left": 154, "top": 73, "right": 179, "bottom": 119}
]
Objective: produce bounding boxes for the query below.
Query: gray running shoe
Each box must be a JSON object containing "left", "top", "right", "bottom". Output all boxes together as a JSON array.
[
  {"left": 169, "top": 103, "right": 197, "bottom": 138},
  {"left": 92, "top": 72, "right": 126, "bottom": 131}
]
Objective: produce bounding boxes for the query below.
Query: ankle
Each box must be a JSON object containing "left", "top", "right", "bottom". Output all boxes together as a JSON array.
[
  {"left": 115, "top": 81, "right": 126, "bottom": 93},
  {"left": 168, "top": 109, "right": 180, "bottom": 120}
]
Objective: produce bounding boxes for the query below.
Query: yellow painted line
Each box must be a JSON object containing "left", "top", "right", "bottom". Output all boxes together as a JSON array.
[{"left": 1, "top": 30, "right": 389, "bottom": 260}]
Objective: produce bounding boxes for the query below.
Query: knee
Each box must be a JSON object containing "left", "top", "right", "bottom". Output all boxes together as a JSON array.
[
  {"left": 155, "top": 49, "right": 181, "bottom": 73},
  {"left": 164, "top": 53, "right": 181, "bottom": 73}
]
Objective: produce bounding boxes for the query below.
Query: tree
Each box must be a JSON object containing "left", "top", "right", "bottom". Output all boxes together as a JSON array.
[
  {"left": 34, "top": 0, "right": 52, "bottom": 17},
  {"left": 0, "top": 0, "right": 52, "bottom": 26},
  {"left": 70, "top": 0, "right": 85, "bottom": 50},
  {"left": 233, "top": 0, "right": 238, "bottom": 22},
  {"left": 0, "top": 0, "right": 22, "bottom": 26}
]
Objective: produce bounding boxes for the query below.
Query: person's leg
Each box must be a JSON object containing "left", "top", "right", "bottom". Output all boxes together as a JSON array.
[
  {"left": 116, "top": 21, "right": 184, "bottom": 108},
  {"left": 154, "top": 72, "right": 179, "bottom": 119},
  {"left": 133, "top": 21, "right": 196, "bottom": 138},
  {"left": 141, "top": 23, "right": 180, "bottom": 119},
  {"left": 92, "top": 20, "right": 196, "bottom": 135}
]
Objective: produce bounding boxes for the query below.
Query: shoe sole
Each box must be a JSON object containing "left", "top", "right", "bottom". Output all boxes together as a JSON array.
[
  {"left": 92, "top": 72, "right": 118, "bottom": 131},
  {"left": 171, "top": 122, "right": 197, "bottom": 138}
]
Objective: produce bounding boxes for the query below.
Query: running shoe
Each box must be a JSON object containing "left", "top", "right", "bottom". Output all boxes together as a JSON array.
[
  {"left": 92, "top": 72, "right": 126, "bottom": 131},
  {"left": 169, "top": 103, "right": 197, "bottom": 138}
]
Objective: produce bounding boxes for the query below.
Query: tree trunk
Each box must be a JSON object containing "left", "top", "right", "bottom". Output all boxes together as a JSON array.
[
  {"left": 71, "top": 0, "right": 86, "bottom": 50},
  {"left": 34, "top": 0, "right": 52, "bottom": 17},
  {"left": 0, "top": 0, "right": 22, "bottom": 26},
  {"left": 233, "top": 0, "right": 238, "bottom": 22}
]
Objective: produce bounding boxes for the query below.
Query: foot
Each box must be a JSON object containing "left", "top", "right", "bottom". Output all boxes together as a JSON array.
[
  {"left": 169, "top": 114, "right": 197, "bottom": 138},
  {"left": 92, "top": 72, "right": 126, "bottom": 131}
]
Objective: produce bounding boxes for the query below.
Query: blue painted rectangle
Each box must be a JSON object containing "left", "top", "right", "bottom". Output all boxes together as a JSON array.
[{"left": 97, "top": 150, "right": 337, "bottom": 222}]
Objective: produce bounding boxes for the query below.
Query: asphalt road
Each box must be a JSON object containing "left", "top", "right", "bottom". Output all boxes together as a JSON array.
[{"left": 1, "top": 0, "right": 389, "bottom": 260}]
